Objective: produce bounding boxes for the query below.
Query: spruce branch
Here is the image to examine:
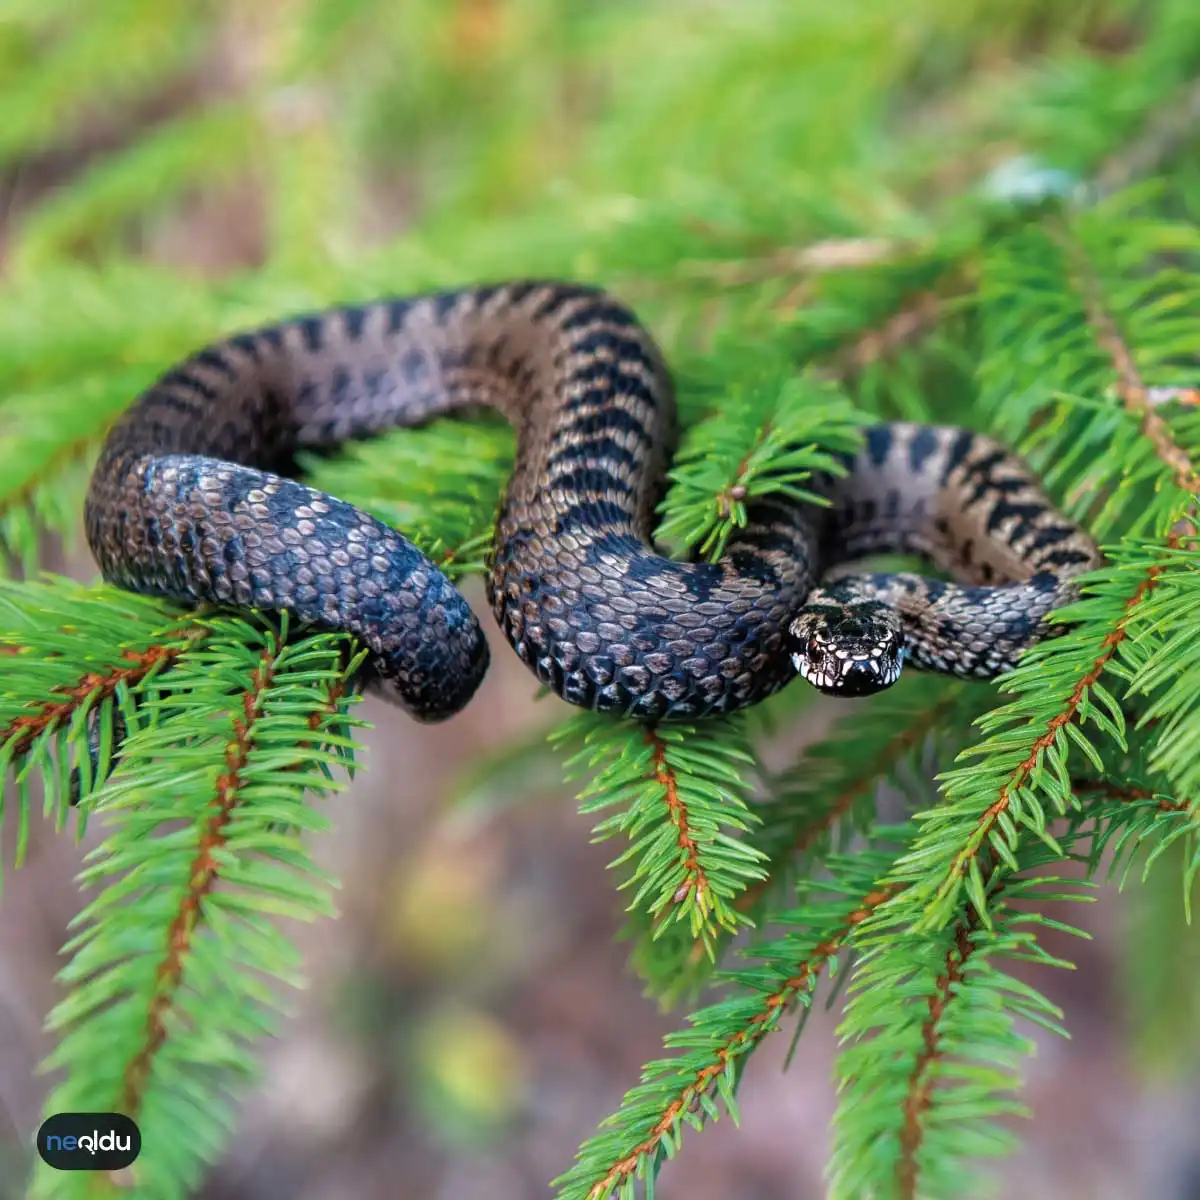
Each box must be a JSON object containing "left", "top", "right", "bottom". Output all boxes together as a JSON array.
[
  {"left": 895, "top": 898, "right": 988, "bottom": 1200},
  {"left": 654, "top": 367, "right": 865, "bottom": 560},
  {"left": 1111, "top": 536, "right": 1200, "bottom": 799},
  {"left": 613, "top": 680, "right": 974, "bottom": 1005},
  {"left": 1059, "top": 216, "right": 1200, "bottom": 498},
  {"left": 830, "top": 846, "right": 1091, "bottom": 1200},
  {"left": 884, "top": 542, "right": 1171, "bottom": 932},
  {"left": 1082, "top": 793, "right": 1197, "bottom": 903},
  {"left": 553, "top": 714, "right": 766, "bottom": 955},
  {"left": 0, "top": 374, "right": 135, "bottom": 574},
  {"left": 554, "top": 845, "right": 906, "bottom": 1200},
  {"left": 0, "top": 579, "right": 208, "bottom": 841},
  {"left": 3, "top": 7, "right": 1200, "bottom": 1197},
  {"left": 30, "top": 613, "right": 361, "bottom": 1199}
]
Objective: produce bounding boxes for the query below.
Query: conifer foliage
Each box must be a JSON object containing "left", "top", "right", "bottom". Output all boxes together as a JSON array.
[{"left": 2, "top": 2, "right": 1200, "bottom": 1197}]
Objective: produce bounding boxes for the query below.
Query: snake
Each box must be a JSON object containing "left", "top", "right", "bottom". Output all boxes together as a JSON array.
[{"left": 84, "top": 281, "right": 1101, "bottom": 724}]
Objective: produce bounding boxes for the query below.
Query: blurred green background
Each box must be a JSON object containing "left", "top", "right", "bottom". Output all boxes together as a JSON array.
[{"left": 2, "top": 1, "right": 1200, "bottom": 1197}]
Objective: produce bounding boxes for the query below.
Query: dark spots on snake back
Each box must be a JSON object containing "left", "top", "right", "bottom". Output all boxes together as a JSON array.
[
  {"left": 258, "top": 327, "right": 285, "bottom": 353},
  {"left": 919, "top": 578, "right": 948, "bottom": 604},
  {"left": 549, "top": 466, "right": 634, "bottom": 497},
  {"left": 564, "top": 385, "right": 611, "bottom": 415},
  {"left": 159, "top": 369, "right": 218, "bottom": 402},
  {"left": 985, "top": 475, "right": 1029, "bottom": 497},
  {"left": 503, "top": 281, "right": 539, "bottom": 306},
  {"left": 964, "top": 450, "right": 1009, "bottom": 490},
  {"left": 726, "top": 550, "right": 781, "bottom": 588},
  {"left": 342, "top": 306, "right": 368, "bottom": 342},
  {"left": 146, "top": 391, "right": 208, "bottom": 422},
  {"left": 566, "top": 330, "right": 656, "bottom": 371},
  {"left": 227, "top": 332, "right": 263, "bottom": 362},
  {"left": 433, "top": 291, "right": 461, "bottom": 323},
  {"left": 985, "top": 499, "right": 1044, "bottom": 540},
  {"left": 963, "top": 471, "right": 1028, "bottom": 508},
  {"left": 1041, "top": 550, "right": 1093, "bottom": 568},
  {"left": 484, "top": 336, "right": 512, "bottom": 374},
  {"left": 508, "top": 363, "right": 539, "bottom": 395},
  {"left": 563, "top": 406, "right": 652, "bottom": 444},
  {"left": 531, "top": 286, "right": 592, "bottom": 323},
  {"left": 728, "top": 527, "right": 793, "bottom": 559},
  {"left": 219, "top": 468, "right": 275, "bottom": 518},
  {"left": 472, "top": 283, "right": 504, "bottom": 309},
  {"left": 942, "top": 428, "right": 976, "bottom": 480},
  {"left": 745, "top": 495, "right": 799, "bottom": 527},
  {"left": 864, "top": 425, "right": 894, "bottom": 468},
  {"left": 564, "top": 365, "right": 656, "bottom": 408},
  {"left": 291, "top": 317, "right": 322, "bottom": 355},
  {"left": 908, "top": 427, "right": 939, "bottom": 474},
  {"left": 849, "top": 497, "right": 878, "bottom": 527},
  {"left": 386, "top": 298, "right": 414, "bottom": 333},
  {"left": 327, "top": 366, "right": 353, "bottom": 407},
  {"left": 400, "top": 348, "right": 429, "bottom": 386},
  {"left": 1027, "top": 524, "right": 1076, "bottom": 552},
  {"left": 362, "top": 367, "right": 387, "bottom": 399},
  {"left": 191, "top": 348, "right": 239, "bottom": 381},
  {"left": 546, "top": 438, "right": 638, "bottom": 474},
  {"left": 222, "top": 533, "right": 246, "bottom": 570},
  {"left": 558, "top": 302, "right": 638, "bottom": 333},
  {"left": 553, "top": 499, "right": 620, "bottom": 535}
]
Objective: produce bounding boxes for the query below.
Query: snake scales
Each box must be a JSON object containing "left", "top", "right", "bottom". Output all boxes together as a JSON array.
[{"left": 85, "top": 281, "right": 1101, "bottom": 722}]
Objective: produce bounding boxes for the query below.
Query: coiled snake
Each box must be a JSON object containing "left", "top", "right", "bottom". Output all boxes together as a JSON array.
[{"left": 85, "top": 282, "right": 1101, "bottom": 722}]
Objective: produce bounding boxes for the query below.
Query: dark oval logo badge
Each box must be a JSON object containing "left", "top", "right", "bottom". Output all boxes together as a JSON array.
[{"left": 37, "top": 1113, "right": 141, "bottom": 1171}]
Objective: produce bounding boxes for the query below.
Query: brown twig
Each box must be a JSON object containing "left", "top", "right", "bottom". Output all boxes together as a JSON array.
[
  {"left": 2, "top": 629, "right": 207, "bottom": 761},
  {"left": 117, "top": 650, "right": 276, "bottom": 1117},
  {"left": 944, "top": 550, "right": 1167, "bottom": 891},
  {"left": 587, "top": 883, "right": 901, "bottom": 1200},
  {"left": 1072, "top": 776, "right": 1188, "bottom": 814},
  {"left": 646, "top": 730, "right": 710, "bottom": 908},
  {"left": 680, "top": 237, "right": 911, "bottom": 288},
  {"left": 1065, "top": 224, "right": 1200, "bottom": 497},
  {"left": 819, "top": 289, "right": 949, "bottom": 381},
  {"left": 898, "top": 899, "right": 985, "bottom": 1198}
]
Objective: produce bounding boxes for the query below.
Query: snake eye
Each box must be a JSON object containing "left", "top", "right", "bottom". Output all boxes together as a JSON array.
[{"left": 806, "top": 636, "right": 822, "bottom": 659}]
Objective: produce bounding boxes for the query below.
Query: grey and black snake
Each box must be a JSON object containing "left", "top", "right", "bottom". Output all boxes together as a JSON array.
[{"left": 85, "top": 281, "right": 1101, "bottom": 723}]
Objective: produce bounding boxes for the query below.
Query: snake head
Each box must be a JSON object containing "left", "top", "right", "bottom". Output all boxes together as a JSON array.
[{"left": 786, "top": 594, "right": 905, "bottom": 698}]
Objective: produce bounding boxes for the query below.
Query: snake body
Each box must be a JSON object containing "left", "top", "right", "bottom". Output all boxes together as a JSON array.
[{"left": 85, "top": 282, "right": 1101, "bottom": 721}]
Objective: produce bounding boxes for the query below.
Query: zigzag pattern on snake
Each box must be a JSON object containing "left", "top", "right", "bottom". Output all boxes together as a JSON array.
[{"left": 85, "top": 281, "right": 1101, "bottom": 723}]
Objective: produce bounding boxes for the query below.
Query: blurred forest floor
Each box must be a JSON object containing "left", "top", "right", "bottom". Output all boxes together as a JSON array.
[{"left": 2, "top": 2, "right": 1200, "bottom": 1197}]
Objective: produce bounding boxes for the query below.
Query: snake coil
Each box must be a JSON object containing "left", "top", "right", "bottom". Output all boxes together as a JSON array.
[{"left": 85, "top": 281, "right": 1101, "bottom": 722}]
